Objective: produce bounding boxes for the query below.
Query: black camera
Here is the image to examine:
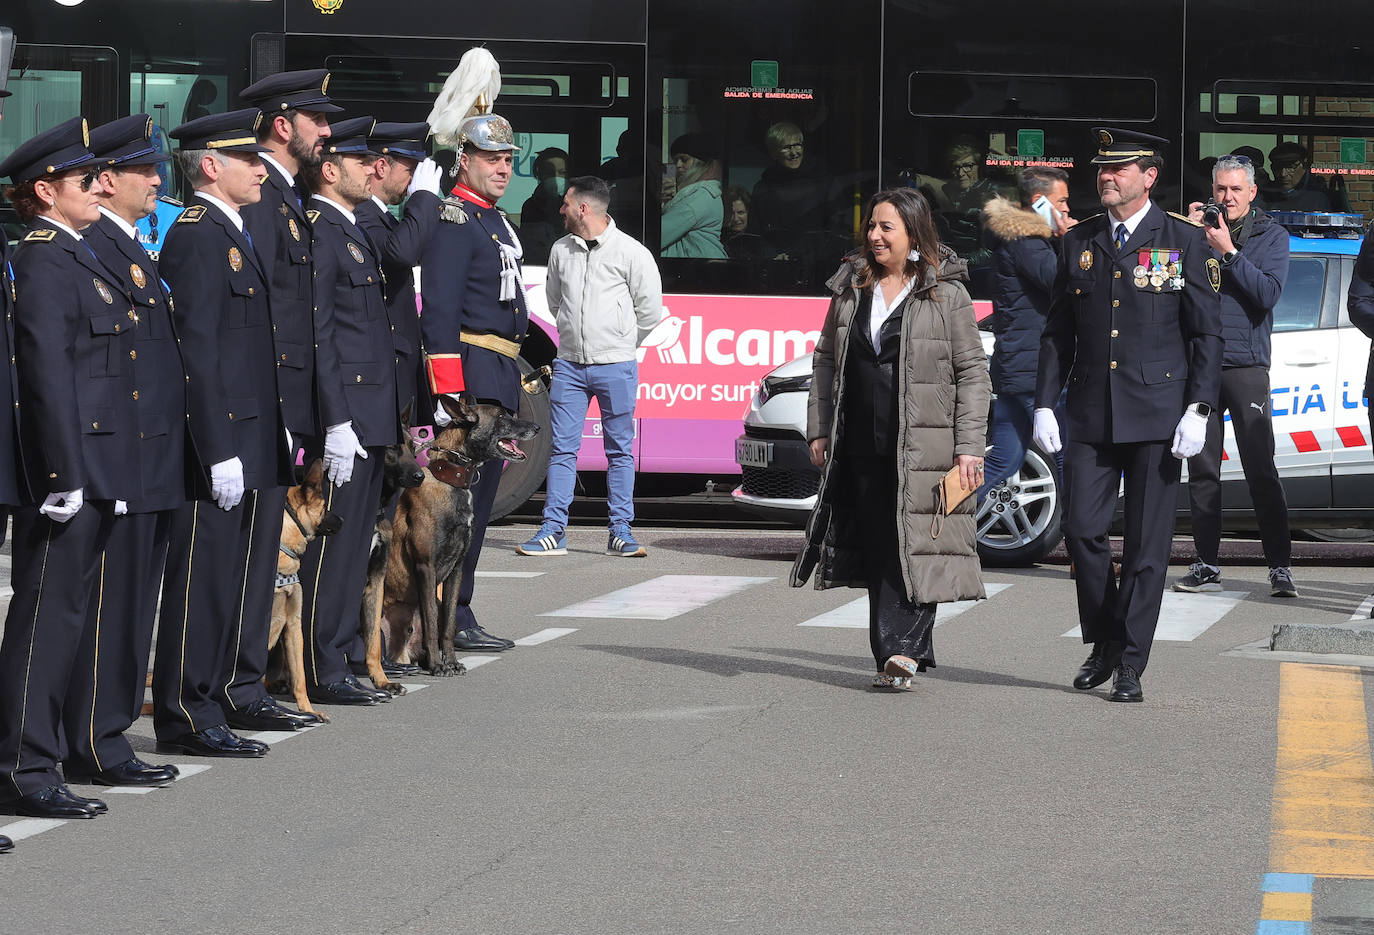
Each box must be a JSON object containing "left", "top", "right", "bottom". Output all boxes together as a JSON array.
[{"left": 1201, "top": 200, "right": 1226, "bottom": 229}]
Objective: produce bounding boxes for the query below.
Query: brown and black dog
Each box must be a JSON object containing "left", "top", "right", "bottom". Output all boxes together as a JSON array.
[
  {"left": 267, "top": 458, "right": 343, "bottom": 721},
  {"left": 358, "top": 418, "right": 427, "bottom": 696},
  {"left": 384, "top": 395, "right": 540, "bottom": 676}
]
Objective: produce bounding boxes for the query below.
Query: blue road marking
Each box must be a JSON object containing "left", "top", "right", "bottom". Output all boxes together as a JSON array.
[{"left": 1263, "top": 873, "right": 1314, "bottom": 894}]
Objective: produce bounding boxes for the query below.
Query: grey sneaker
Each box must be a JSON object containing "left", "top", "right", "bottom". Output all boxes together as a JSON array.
[
  {"left": 1173, "top": 561, "right": 1222, "bottom": 593},
  {"left": 1269, "top": 566, "right": 1298, "bottom": 598}
]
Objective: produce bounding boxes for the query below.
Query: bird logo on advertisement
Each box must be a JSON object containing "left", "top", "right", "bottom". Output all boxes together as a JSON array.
[
  {"left": 312, "top": 0, "right": 343, "bottom": 13},
  {"left": 637, "top": 315, "right": 687, "bottom": 364}
]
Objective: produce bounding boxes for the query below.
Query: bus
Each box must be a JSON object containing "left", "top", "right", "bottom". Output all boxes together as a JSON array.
[{"left": 4, "top": 0, "right": 1374, "bottom": 517}]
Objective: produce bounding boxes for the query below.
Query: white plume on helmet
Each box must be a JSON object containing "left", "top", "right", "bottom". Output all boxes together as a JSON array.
[{"left": 427, "top": 47, "right": 501, "bottom": 147}]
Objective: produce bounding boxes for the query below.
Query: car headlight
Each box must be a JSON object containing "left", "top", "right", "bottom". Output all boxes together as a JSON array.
[{"left": 759, "top": 373, "right": 812, "bottom": 405}]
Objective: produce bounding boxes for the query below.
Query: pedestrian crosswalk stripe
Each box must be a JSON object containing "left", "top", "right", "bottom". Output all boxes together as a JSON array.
[
  {"left": 249, "top": 725, "right": 319, "bottom": 745},
  {"left": 1351, "top": 592, "right": 1374, "bottom": 622},
  {"left": 398, "top": 682, "right": 428, "bottom": 692},
  {"left": 540, "top": 575, "right": 772, "bottom": 620},
  {"left": 104, "top": 786, "right": 158, "bottom": 795},
  {"left": 0, "top": 817, "right": 65, "bottom": 840},
  {"left": 798, "top": 583, "right": 1013, "bottom": 628},
  {"left": 514, "top": 627, "right": 578, "bottom": 646},
  {"left": 475, "top": 571, "right": 544, "bottom": 578},
  {"left": 460, "top": 655, "right": 500, "bottom": 670},
  {"left": 171, "top": 764, "right": 211, "bottom": 780},
  {"left": 1062, "top": 589, "right": 1248, "bottom": 641}
]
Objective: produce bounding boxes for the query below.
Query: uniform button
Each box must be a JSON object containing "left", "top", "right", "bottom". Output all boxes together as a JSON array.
[
  {"left": 148, "top": 298, "right": 156, "bottom": 305},
  {"left": 249, "top": 287, "right": 255, "bottom": 295},
  {"left": 1110, "top": 361, "right": 1118, "bottom": 370},
  {"left": 185, "top": 375, "right": 190, "bottom": 383},
  {"left": 366, "top": 276, "right": 373, "bottom": 283},
  {"left": 1165, "top": 371, "right": 1172, "bottom": 378},
  {"left": 228, "top": 412, "right": 234, "bottom": 420},
  {"left": 131, "top": 390, "right": 139, "bottom": 400},
  {"left": 48, "top": 472, "right": 57, "bottom": 479},
  {"left": 1110, "top": 330, "right": 1119, "bottom": 338},
  {"left": 281, "top": 354, "right": 287, "bottom": 361},
  {"left": 1074, "top": 288, "right": 1081, "bottom": 295},
  {"left": 91, "top": 421, "right": 99, "bottom": 429},
  {"left": 1114, "top": 270, "right": 1121, "bottom": 279},
  {"left": 114, "top": 323, "right": 121, "bottom": 332},
  {"left": 130, "top": 350, "right": 137, "bottom": 360},
  {"left": 128, "top": 310, "right": 137, "bottom": 320},
  {"left": 139, "top": 432, "right": 145, "bottom": 439},
  {"left": 355, "top": 374, "right": 362, "bottom": 383},
  {"left": 1112, "top": 299, "right": 1120, "bottom": 308}
]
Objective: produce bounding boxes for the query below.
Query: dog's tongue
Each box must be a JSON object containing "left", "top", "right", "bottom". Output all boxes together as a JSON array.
[{"left": 499, "top": 438, "right": 524, "bottom": 458}]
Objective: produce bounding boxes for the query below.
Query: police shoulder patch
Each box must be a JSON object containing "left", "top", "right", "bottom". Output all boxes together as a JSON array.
[
  {"left": 177, "top": 205, "right": 206, "bottom": 224},
  {"left": 1206, "top": 257, "right": 1221, "bottom": 292},
  {"left": 306, "top": 209, "right": 322, "bottom": 224},
  {"left": 440, "top": 197, "right": 469, "bottom": 225},
  {"left": 1168, "top": 211, "right": 1205, "bottom": 228},
  {"left": 157, "top": 195, "right": 183, "bottom": 208},
  {"left": 22, "top": 229, "right": 57, "bottom": 243}
]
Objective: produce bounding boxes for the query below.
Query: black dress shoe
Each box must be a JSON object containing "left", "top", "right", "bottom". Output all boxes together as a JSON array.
[
  {"left": 1108, "top": 664, "right": 1144, "bottom": 703},
  {"left": 382, "top": 658, "right": 422, "bottom": 677},
  {"left": 453, "top": 627, "right": 512, "bottom": 652},
  {"left": 227, "top": 697, "right": 312, "bottom": 732},
  {"left": 307, "top": 680, "right": 378, "bottom": 706},
  {"left": 1073, "top": 641, "right": 1123, "bottom": 690},
  {"left": 345, "top": 674, "right": 392, "bottom": 703},
  {"left": 264, "top": 700, "right": 325, "bottom": 727},
  {"left": 134, "top": 757, "right": 180, "bottom": 779},
  {"left": 474, "top": 625, "right": 515, "bottom": 649},
  {"left": 0, "top": 784, "right": 105, "bottom": 819},
  {"left": 68, "top": 758, "right": 177, "bottom": 788},
  {"left": 156, "top": 724, "right": 270, "bottom": 757},
  {"left": 0, "top": 834, "right": 12, "bottom": 853}
]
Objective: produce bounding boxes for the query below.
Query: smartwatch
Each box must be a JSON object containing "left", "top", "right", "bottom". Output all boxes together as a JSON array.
[
  {"left": 1222, "top": 249, "right": 1239, "bottom": 266},
  {"left": 1190, "top": 402, "right": 1213, "bottom": 418}
]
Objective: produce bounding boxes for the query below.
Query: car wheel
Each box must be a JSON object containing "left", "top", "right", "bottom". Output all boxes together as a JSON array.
[
  {"left": 1298, "top": 527, "right": 1374, "bottom": 544},
  {"left": 490, "top": 356, "right": 553, "bottom": 521},
  {"left": 976, "top": 444, "right": 1064, "bottom": 567}
]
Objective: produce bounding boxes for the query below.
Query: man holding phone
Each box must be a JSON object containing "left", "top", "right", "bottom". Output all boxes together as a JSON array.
[{"left": 979, "top": 166, "right": 1076, "bottom": 505}]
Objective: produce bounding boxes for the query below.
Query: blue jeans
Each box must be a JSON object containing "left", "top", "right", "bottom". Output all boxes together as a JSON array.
[
  {"left": 977, "top": 391, "right": 1066, "bottom": 506},
  {"left": 543, "top": 358, "right": 639, "bottom": 528}
]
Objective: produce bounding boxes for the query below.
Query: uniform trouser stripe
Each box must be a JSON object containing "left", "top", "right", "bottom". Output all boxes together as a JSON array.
[
  {"left": 85, "top": 553, "right": 107, "bottom": 772},
  {"left": 175, "top": 502, "right": 201, "bottom": 733},
  {"left": 222, "top": 490, "right": 258, "bottom": 710},
  {"left": 5, "top": 520, "right": 53, "bottom": 798}
]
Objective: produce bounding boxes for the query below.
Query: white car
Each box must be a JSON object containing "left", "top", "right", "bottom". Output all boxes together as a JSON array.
[{"left": 733, "top": 225, "right": 1372, "bottom": 565}]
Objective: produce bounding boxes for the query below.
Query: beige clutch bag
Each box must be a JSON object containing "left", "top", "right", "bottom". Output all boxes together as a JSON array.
[{"left": 931, "top": 465, "right": 980, "bottom": 539}]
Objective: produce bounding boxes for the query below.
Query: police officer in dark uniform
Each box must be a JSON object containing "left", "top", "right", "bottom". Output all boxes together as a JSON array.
[
  {"left": 62, "top": 115, "right": 196, "bottom": 787},
  {"left": 294, "top": 116, "right": 405, "bottom": 704},
  {"left": 357, "top": 121, "right": 444, "bottom": 428},
  {"left": 418, "top": 110, "right": 530, "bottom": 653},
  {"left": 1034, "top": 128, "right": 1222, "bottom": 703},
  {"left": 232, "top": 70, "right": 358, "bottom": 717},
  {"left": 0, "top": 117, "right": 140, "bottom": 818},
  {"left": 151, "top": 109, "right": 294, "bottom": 757}
]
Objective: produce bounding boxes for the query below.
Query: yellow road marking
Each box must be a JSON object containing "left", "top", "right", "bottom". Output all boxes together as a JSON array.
[
  {"left": 1260, "top": 891, "right": 1313, "bottom": 921},
  {"left": 1271, "top": 662, "right": 1374, "bottom": 878}
]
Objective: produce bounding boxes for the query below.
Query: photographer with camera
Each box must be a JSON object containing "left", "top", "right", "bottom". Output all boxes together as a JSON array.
[{"left": 1174, "top": 154, "right": 1295, "bottom": 598}]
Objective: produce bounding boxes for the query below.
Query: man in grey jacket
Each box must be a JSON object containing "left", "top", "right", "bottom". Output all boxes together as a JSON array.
[{"left": 517, "top": 176, "right": 663, "bottom": 557}]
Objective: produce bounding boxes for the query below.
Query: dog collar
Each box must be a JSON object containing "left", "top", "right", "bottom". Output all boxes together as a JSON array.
[{"left": 428, "top": 456, "right": 480, "bottom": 490}]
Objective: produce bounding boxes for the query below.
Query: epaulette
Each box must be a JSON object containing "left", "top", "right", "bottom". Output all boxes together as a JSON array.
[
  {"left": 176, "top": 205, "right": 206, "bottom": 224},
  {"left": 157, "top": 194, "right": 183, "bottom": 208},
  {"left": 1168, "top": 211, "right": 1205, "bottom": 228},
  {"left": 22, "top": 229, "right": 57, "bottom": 243},
  {"left": 306, "top": 209, "right": 322, "bottom": 223},
  {"left": 440, "top": 197, "right": 469, "bottom": 225},
  {"left": 1076, "top": 213, "right": 1104, "bottom": 225}
]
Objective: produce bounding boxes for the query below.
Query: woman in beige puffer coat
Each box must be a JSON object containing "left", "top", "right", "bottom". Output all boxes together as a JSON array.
[{"left": 791, "top": 188, "right": 991, "bottom": 690}]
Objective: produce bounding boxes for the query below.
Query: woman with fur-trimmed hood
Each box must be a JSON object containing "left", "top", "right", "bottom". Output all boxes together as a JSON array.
[{"left": 791, "top": 188, "right": 990, "bottom": 691}]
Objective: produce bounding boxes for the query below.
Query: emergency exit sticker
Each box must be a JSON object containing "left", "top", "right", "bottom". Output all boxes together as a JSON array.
[
  {"left": 751, "top": 61, "right": 779, "bottom": 89},
  {"left": 1340, "top": 138, "right": 1367, "bottom": 164},
  {"left": 1017, "top": 129, "right": 1045, "bottom": 158}
]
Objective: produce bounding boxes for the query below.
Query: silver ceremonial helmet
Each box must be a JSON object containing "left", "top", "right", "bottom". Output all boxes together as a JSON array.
[{"left": 458, "top": 113, "right": 520, "bottom": 153}]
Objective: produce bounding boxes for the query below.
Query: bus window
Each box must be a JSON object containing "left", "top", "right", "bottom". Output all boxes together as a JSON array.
[{"left": 0, "top": 44, "right": 118, "bottom": 155}]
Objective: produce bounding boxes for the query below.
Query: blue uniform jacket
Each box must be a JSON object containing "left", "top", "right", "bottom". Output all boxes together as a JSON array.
[
  {"left": 11, "top": 221, "right": 142, "bottom": 500},
  {"left": 242, "top": 168, "right": 345, "bottom": 438},
  {"left": 84, "top": 214, "right": 207, "bottom": 511},
  {"left": 355, "top": 191, "right": 440, "bottom": 416},
  {"left": 419, "top": 192, "right": 529, "bottom": 412},
  {"left": 308, "top": 198, "right": 401, "bottom": 447},
  {"left": 0, "top": 236, "right": 28, "bottom": 507},
  {"left": 159, "top": 196, "right": 292, "bottom": 491},
  {"left": 1036, "top": 203, "right": 1223, "bottom": 444}
]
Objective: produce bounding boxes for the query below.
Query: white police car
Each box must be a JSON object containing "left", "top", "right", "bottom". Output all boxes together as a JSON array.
[{"left": 733, "top": 213, "right": 1372, "bottom": 565}]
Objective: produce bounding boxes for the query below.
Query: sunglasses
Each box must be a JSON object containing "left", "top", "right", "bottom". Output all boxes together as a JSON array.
[
  {"left": 56, "top": 168, "right": 100, "bottom": 191},
  {"left": 1227, "top": 154, "right": 1253, "bottom": 166}
]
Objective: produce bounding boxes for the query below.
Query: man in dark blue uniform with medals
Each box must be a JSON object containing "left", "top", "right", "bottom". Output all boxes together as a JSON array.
[
  {"left": 295, "top": 116, "right": 404, "bottom": 705},
  {"left": 62, "top": 115, "right": 194, "bottom": 786},
  {"left": 0, "top": 118, "right": 141, "bottom": 818},
  {"left": 1034, "top": 128, "right": 1222, "bottom": 703},
  {"left": 418, "top": 107, "right": 528, "bottom": 653},
  {"left": 152, "top": 110, "right": 295, "bottom": 757}
]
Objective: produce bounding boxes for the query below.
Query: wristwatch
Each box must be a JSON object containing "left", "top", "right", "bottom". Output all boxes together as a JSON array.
[
  {"left": 1189, "top": 402, "right": 1213, "bottom": 418},
  {"left": 1221, "top": 249, "right": 1239, "bottom": 266}
]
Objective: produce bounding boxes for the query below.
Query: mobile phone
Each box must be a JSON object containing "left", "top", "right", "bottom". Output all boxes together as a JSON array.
[{"left": 1031, "top": 194, "right": 1060, "bottom": 228}]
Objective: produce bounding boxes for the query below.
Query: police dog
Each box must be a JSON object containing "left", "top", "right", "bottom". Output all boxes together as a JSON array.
[
  {"left": 384, "top": 395, "right": 540, "bottom": 676},
  {"left": 267, "top": 458, "right": 343, "bottom": 721},
  {"left": 359, "top": 415, "right": 427, "bottom": 696}
]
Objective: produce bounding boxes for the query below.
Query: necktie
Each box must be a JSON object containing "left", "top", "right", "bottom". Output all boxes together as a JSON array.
[{"left": 1114, "top": 223, "right": 1127, "bottom": 252}]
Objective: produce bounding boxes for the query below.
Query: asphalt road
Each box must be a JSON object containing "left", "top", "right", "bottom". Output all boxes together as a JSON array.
[{"left": 3, "top": 519, "right": 1374, "bottom": 934}]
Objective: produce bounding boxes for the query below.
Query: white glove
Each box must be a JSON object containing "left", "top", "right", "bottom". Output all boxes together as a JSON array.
[
  {"left": 323, "top": 421, "right": 367, "bottom": 486},
  {"left": 1032, "top": 408, "right": 1062, "bottom": 454},
  {"left": 1171, "top": 409, "right": 1209, "bottom": 459},
  {"left": 407, "top": 158, "right": 443, "bottom": 198},
  {"left": 209, "top": 457, "right": 245, "bottom": 511},
  {"left": 114, "top": 500, "right": 128, "bottom": 516},
  {"left": 433, "top": 395, "right": 459, "bottom": 428},
  {"left": 39, "top": 488, "right": 84, "bottom": 523}
]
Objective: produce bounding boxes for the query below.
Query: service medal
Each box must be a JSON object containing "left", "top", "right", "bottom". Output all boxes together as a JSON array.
[
  {"left": 93, "top": 279, "right": 113, "bottom": 304},
  {"left": 1134, "top": 274, "right": 1149, "bottom": 288},
  {"left": 130, "top": 264, "right": 146, "bottom": 290},
  {"left": 228, "top": 247, "right": 243, "bottom": 272},
  {"left": 347, "top": 242, "right": 365, "bottom": 264},
  {"left": 1079, "top": 249, "right": 1093, "bottom": 271},
  {"left": 1133, "top": 265, "right": 1147, "bottom": 279},
  {"left": 1170, "top": 276, "right": 1185, "bottom": 290},
  {"left": 1149, "top": 270, "right": 1165, "bottom": 288},
  {"left": 289, "top": 218, "right": 301, "bottom": 242}
]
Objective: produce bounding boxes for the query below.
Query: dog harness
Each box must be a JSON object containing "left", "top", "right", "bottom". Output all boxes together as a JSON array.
[
  {"left": 277, "top": 500, "right": 312, "bottom": 587},
  {"left": 426, "top": 450, "right": 481, "bottom": 490}
]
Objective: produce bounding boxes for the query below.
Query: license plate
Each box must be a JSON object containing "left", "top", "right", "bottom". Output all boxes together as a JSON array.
[{"left": 736, "top": 438, "right": 773, "bottom": 468}]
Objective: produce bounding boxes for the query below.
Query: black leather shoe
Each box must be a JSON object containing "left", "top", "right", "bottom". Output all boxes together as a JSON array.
[
  {"left": 1073, "top": 641, "right": 1123, "bottom": 690},
  {"left": 453, "top": 627, "right": 513, "bottom": 652},
  {"left": 345, "top": 674, "right": 392, "bottom": 703},
  {"left": 68, "top": 757, "right": 176, "bottom": 788},
  {"left": 307, "top": 679, "right": 378, "bottom": 706},
  {"left": 0, "top": 784, "right": 105, "bottom": 819},
  {"left": 1108, "top": 664, "right": 1144, "bottom": 703},
  {"left": 227, "top": 697, "right": 314, "bottom": 731},
  {"left": 264, "top": 700, "right": 325, "bottom": 727},
  {"left": 156, "top": 724, "right": 270, "bottom": 757},
  {"left": 0, "top": 834, "right": 12, "bottom": 853},
  {"left": 382, "top": 657, "right": 422, "bottom": 677}
]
